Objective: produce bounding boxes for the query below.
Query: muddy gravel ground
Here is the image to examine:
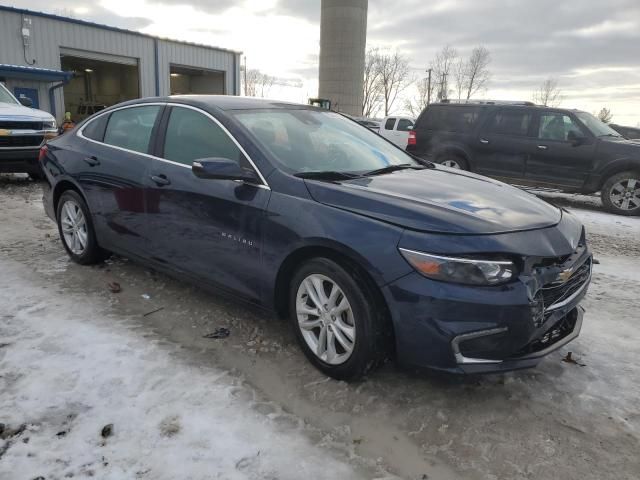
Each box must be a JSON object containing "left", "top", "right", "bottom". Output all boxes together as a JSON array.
[{"left": 1, "top": 175, "right": 639, "bottom": 480}]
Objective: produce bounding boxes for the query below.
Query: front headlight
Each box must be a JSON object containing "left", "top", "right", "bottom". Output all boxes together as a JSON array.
[
  {"left": 399, "top": 248, "right": 516, "bottom": 286},
  {"left": 43, "top": 119, "right": 57, "bottom": 130}
]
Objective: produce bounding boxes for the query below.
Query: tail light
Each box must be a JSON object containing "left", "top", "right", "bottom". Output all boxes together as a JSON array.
[
  {"left": 38, "top": 145, "right": 48, "bottom": 163},
  {"left": 408, "top": 129, "right": 417, "bottom": 146}
]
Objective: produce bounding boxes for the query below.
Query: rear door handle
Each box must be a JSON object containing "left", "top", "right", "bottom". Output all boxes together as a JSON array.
[
  {"left": 83, "top": 156, "right": 100, "bottom": 166},
  {"left": 480, "top": 138, "right": 489, "bottom": 144},
  {"left": 537, "top": 145, "right": 548, "bottom": 150},
  {"left": 150, "top": 174, "right": 171, "bottom": 186}
]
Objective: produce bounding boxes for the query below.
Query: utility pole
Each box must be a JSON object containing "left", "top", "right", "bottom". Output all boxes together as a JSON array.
[
  {"left": 426, "top": 68, "right": 432, "bottom": 105},
  {"left": 440, "top": 72, "right": 448, "bottom": 101},
  {"left": 243, "top": 56, "right": 248, "bottom": 96}
]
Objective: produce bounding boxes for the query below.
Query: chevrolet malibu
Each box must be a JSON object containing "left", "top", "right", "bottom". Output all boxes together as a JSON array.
[{"left": 40, "top": 96, "right": 592, "bottom": 380}]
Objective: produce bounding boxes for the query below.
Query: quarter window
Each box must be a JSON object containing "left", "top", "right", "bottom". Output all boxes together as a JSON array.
[
  {"left": 103, "top": 106, "right": 161, "bottom": 154},
  {"left": 485, "top": 110, "right": 532, "bottom": 136},
  {"left": 538, "top": 114, "right": 584, "bottom": 141},
  {"left": 82, "top": 114, "right": 109, "bottom": 142},
  {"left": 384, "top": 118, "right": 396, "bottom": 130},
  {"left": 418, "top": 106, "right": 480, "bottom": 133},
  {"left": 163, "top": 107, "right": 244, "bottom": 166}
]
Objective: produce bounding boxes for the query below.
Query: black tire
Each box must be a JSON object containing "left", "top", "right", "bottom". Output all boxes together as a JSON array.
[
  {"left": 56, "top": 190, "right": 109, "bottom": 264},
  {"left": 28, "top": 171, "right": 44, "bottom": 181},
  {"left": 288, "top": 257, "right": 390, "bottom": 381},
  {"left": 437, "top": 155, "right": 469, "bottom": 170},
  {"left": 600, "top": 171, "right": 640, "bottom": 216}
]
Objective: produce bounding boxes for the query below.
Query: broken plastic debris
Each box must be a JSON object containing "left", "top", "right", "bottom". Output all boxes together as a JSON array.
[
  {"left": 108, "top": 282, "right": 121, "bottom": 293},
  {"left": 101, "top": 423, "right": 114, "bottom": 438},
  {"left": 141, "top": 294, "right": 151, "bottom": 300},
  {"left": 562, "top": 351, "right": 586, "bottom": 367},
  {"left": 203, "top": 327, "right": 231, "bottom": 339}
]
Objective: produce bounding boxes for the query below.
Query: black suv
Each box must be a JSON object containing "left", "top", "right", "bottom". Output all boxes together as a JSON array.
[{"left": 407, "top": 101, "right": 640, "bottom": 215}]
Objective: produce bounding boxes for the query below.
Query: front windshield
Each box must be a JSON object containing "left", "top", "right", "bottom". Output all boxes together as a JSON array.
[
  {"left": 575, "top": 111, "right": 621, "bottom": 137},
  {"left": 231, "top": 109, "right": 419, "bottom": 174},
  {"left": 0, "top": 83, "right": 19, "bottom": 105}
]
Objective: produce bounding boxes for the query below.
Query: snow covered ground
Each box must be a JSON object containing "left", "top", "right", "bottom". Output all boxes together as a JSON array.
[
  {"left": 1, "top": 176, "right": 639, "bottom": 480},
  {"left": 0, "top": 257, "right": 388, "bottom": 480}
]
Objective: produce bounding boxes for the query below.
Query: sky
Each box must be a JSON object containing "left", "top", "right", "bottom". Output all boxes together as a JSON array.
[{"left": 8, "top": 0, "right": 640, "bottom": 125}]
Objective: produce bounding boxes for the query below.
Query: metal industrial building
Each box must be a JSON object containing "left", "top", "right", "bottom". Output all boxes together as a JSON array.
[{"left": 0, "top": 5, "right": 241, "bottom": 123}]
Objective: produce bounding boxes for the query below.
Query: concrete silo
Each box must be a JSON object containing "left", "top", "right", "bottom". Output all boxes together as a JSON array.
[{"left": 318, "top": 0, "right": 368, "bottom": 116}]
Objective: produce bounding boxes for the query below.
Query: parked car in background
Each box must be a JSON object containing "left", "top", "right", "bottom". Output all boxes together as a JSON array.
[
  {"left": 378, "top": 115, "right": 414, "bottom": 147},
  {"left": 610, "top": 124, "right": 640, "bottom": 140},
  {"left": 407, "top": 101, "right": 640, "bottom": 216},
  {"left": 0, "top": 81, "right": 58, "bottom": 179},
  {"left": 41, "top": 96, "right": 591, "bottom": 380}
]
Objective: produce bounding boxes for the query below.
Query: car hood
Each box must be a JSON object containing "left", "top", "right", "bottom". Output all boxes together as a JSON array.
[
  {"left": 598, "top": 135, "right": 640, "bottom": 151},
  {"left": 304, "top": 167, "right": 562, "bottom": 234},
  {"left": 0, "top": 102, "right": 54, "bottom": 121}
]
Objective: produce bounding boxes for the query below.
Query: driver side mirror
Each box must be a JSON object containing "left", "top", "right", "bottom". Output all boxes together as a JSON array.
[
  {"left": 192, "top": 157, "right": 260, "bottom": 183},
  {"left": 567, "top": 130, "right": 587, "bottom": 146},
  {"left": 18, "top": 96, "right": 33, "bottom": 107}
]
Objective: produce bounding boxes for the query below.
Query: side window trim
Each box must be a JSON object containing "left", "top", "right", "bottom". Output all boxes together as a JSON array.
[
  {"left": 162, "top": 103, "right": 270, "bottom": 188},
  {"left": 77, "top": 102, "right": 270, "bottom": 190}
]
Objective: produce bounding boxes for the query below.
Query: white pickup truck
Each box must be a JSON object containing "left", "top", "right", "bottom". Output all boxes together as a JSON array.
[
  {"left": 378, "top": 116, "right": 414, "bottom": 148},
  {"left": 0, "top": 82, "right": 58, "bottom": 178}
]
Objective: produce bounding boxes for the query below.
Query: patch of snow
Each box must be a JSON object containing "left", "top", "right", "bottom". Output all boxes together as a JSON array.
[{"left": 0, "top": 258, "right": 379, "bottom": 480}]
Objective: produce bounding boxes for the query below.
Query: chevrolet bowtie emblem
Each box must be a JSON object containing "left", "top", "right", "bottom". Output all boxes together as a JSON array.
[
  {"left": 557, "top": 268, "right": 574, "bottom": 283},
  {"left": 0, "top": 129, "right": 11, "bottom": 136}
]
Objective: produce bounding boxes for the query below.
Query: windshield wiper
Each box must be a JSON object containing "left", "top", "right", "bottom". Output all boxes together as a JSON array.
[
  {"left": 362, "top": 163, "right": 426, "bottom": 177},
  {"left": 294, "top": 171, "right": 361, "bottom": 181},
  {"left": 599, "top": 133, "right": 622, "bottom": 138}
]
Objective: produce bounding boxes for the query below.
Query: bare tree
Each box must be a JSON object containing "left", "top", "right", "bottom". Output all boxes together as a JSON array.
[
  {"left": 243, "top": 69, "right": 275, "bottom": 98},
  {"left": 532, "top": 77, "right": 563, "bottom": 107},
  {"left": 377, "top": 50, "right": 411, "bottom": 116},
  {"left": 429, "top": 45, "right": 458, "bottom": 101},
  {"left": 463, "top": 46, "right": 491, "bottom": 100},
  {"left": 597, "top": 107, "right": 613, "bottom": 123},
  {"left": 362, "top": 48, "right": 384, "bottom": 117},
  {"left": 405, "top": 77, "right": 430, "bottom": 117}
]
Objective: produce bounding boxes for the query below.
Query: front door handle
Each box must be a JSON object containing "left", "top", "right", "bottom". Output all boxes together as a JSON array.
[
  {"left": 150, "top": 174, "right": 171, "bottom": 186},
  {"left": 84, "top": 156, "right": 100, "bottom": 166},
  {"left": 480, "top": 138, "right": 489, "bottom": 144},
  {"left": 537, "top": 145, "right": 548, "bottom": 150}
]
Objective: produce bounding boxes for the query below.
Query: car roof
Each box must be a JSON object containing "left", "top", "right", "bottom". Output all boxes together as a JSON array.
[
  {"left": 428, "top": 102, "right": 587, "bottom": 114},
  {"left": 133, "top": 95, "right": 314, "bottom": 111}
]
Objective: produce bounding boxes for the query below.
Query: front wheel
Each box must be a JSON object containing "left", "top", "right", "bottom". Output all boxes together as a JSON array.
[
  {"left": 601, "top": 171, "right": 640, "bottom": 216},
  {"left": 289, "top": 258, "right": 389, "bottom": 381},
  {"left": 56, "top": 190, "right": 109, "bottom": 264}
]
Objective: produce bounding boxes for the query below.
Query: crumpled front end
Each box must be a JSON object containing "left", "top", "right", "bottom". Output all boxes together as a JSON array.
[{"left": 384, "top": 210, "right": 592, "bottom": 373}]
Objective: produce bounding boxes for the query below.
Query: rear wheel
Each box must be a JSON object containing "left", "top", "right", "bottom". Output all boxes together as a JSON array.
[
  {"left": 56, "top": 190, "right": 109, "bottom": 264},
  {"left": 289, "top": 257, "right": 389, "bottom": 381},
  {"left": 438, "top": 155, "right": 468, "bottom": 170},
  {"left": 601, "top": 171, "right": 640, "bottom": 216}
]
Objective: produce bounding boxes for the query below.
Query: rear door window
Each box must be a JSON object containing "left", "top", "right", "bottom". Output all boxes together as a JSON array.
[
  {"left": 103, "top": 105, "right": 161, "bottom": 154},
  {"left": 485, "top": 110, "right": 532, "bottom": 136},
  {"left": 384, "top": 118, "right": 396, "bottom": 130},
  {"left": 397, "top": 118, "right": 414, "bottom": 131},
  {"left": 162, "top": 106, "right": 245, "bottom": 166}
]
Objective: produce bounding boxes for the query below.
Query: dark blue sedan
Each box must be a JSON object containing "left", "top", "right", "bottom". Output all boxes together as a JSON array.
[{"left": 40, "top": 96, "right": 592, "bottom": 380}]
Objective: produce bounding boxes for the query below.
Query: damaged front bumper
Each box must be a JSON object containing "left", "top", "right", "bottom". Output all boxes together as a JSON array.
[{"left": 384, "top": 224, "right": 592, "bottom": 374}]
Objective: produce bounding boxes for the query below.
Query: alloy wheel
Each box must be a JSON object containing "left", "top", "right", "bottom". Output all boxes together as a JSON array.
[
  {"left": 441, "top": 159, "right": 461, "bottom": 169},
  {"left": 60, "top": 199, "right": 88, "bottom": 255},
  {"left": 609, "top": 178, "right": 640, "bottom": 211},
  {"left": 296, "top": 274, "right": 356, "bottom": 365}
]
